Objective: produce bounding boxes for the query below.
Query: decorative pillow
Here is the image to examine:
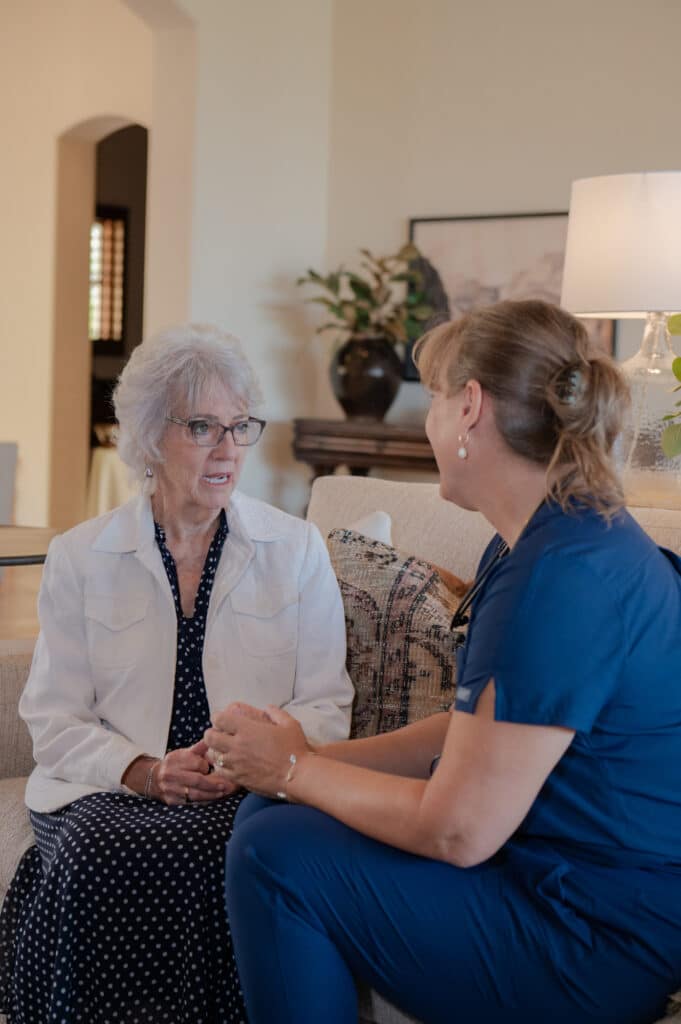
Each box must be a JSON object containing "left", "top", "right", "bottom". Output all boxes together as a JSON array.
[
  {"left": 327, "top": 528, "right": 463, "bottom": 739},
  {"left": 347, "top": 510, "right": 392, "bottom": 545}
]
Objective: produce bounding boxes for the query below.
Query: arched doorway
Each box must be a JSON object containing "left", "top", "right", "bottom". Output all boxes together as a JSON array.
[
  {"left": 0, "top": 0, "right": 195, "bottom": 531},
  {"left": 50, "top": 115, "right": 148, "bottom": 531}
]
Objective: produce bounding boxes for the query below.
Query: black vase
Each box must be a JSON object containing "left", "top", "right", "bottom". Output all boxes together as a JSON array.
[{"left": 330, "top": 337, "right": 403, "bottom": 421}]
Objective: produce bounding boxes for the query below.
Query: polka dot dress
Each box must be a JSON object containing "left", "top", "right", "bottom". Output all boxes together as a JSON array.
[
  {"left": 156, "top": 512, "right": 228, "bottom": 753},
  {"left": 0, "top": 510, "right": 248, "bottom": 1024}
]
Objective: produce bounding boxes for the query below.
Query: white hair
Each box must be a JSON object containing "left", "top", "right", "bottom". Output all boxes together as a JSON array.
[{"left": 113, "top": 323, "right": 263, "bottom": 488}]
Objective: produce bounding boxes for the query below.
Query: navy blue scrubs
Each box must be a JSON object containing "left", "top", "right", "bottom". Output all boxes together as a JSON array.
[{"left": 225, "top": 501, "right": 681, "bottom": 1024}]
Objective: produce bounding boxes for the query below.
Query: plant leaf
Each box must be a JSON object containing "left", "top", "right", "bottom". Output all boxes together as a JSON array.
[
  {"left": 306, "top": 297, "right": 346, "bottom": 316},
  {"left": 397, "top": 243, "right": 420, "bottom": 261},
  {"left": 382, "top": 316, "right": 407, "bottom": 342},
  {"left": 673, "top": 356, "right": 681, "bottom": 383},
  {"left": 327, "top": 272, "right": 342, "bottom": 296},
  {"left": 348, "top": 276, "right": 375, "bottom": 303},
  {"left": 661, "top": 422, "right": 681, "bottom": 458},
  {"left": 307, "top": 269, "right": 328, "bottom": 284},
  {"left": 405, "top": 316, "right": 427, "bottom": 341},
  {"left": 410, "top": 304, "right": 434, "bottom": 319}
]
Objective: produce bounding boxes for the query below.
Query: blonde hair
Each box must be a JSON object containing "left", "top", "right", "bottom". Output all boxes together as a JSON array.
[{"left": 414, "top": 300, "right": 629, "bottom": 517}]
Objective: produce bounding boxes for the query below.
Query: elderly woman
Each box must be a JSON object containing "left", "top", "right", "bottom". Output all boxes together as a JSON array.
[
  {"left": 209, "top": 301, "right": 681, "bottom": 1024},
  {"left": 0, "top": 324, "right": 353, "bottom": 1024}
]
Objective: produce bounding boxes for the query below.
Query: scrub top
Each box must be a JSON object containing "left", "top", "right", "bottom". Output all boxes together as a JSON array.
[{"left": 455, "top": 499, "right": 681, "bottom": 868}]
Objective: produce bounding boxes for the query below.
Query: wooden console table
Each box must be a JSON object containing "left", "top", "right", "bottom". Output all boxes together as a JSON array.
[{"left": 292, "top": 418, "right": 437, "bottom": 478}]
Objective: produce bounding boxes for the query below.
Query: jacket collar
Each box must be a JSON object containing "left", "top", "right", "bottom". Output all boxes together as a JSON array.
[
  {"left": 90, "top": 491, "right": 280, "bottom": 612},
  {"left": 91, "top": 490, "right": 285, "bottom": 555}
]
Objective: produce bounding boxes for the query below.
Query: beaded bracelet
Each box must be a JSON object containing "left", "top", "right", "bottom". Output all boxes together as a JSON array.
[{"left": 143, "top": 758, "right": 161, "bottom": 799}]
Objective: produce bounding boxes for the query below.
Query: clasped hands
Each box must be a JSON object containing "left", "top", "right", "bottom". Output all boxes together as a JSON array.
[
  {"left": 142, "top": 705, "right": 309, "bottom": 805},
  {"left": 204, "top": 703, "right": 312, "bottom": 799}
]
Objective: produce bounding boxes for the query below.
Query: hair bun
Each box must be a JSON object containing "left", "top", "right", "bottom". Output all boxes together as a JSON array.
[
  {"left": 554, "top": 362, "right": 587, "bottom": 407},
  {"left": 414, "top": 299, "right": 628, "bottom": 517}
]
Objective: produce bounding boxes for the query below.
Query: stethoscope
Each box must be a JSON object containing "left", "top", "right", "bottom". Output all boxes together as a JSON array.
[
  {"left": 449, "top": 497, "right": 546, "bottom": 648},
  {"left": 450, "top": 537, "right": 509, "bottom": 648}
]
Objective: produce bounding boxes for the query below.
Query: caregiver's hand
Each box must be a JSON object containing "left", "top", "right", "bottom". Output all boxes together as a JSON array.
[{"left": 205, "top": 703, "right": 312, "bottom": 799}]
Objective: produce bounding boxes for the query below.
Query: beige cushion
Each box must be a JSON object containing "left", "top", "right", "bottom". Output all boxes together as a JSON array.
[
  {"left": 309, "top": 475, "right": 495, "bottom": 578},
  {"left": 328, "top": 529, "right": 460, "bottom": 739},
  {"left": 0, "top": 650, "right": 34, "bottom": 780},
  {"left": 663, "top": 995, "right": 681, "bottom": 1020},
  {"left": 0, "top": 777, "right": 34, "bottom": 910},
  {"left": 308, "top": 476, "right": 681, "bottom": 571},
  {"left": 359, "top": 986, "right": 420, "bottom": 1024},
  {"left": 348, "top": 510, "right": 393, "bottom": 545}
]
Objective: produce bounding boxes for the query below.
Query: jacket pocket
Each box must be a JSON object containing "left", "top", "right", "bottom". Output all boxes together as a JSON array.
[
  {"left": 230, "top": 585, "right": 298, "bottom": 657},
  {"left": 85, "top": 593, "right": 150, "bottom": 668}
]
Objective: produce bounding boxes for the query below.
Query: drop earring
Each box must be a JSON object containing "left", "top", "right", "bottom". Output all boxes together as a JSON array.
[
  {"left": 457, "top": 432, "right": 470, "bottom": 460},
  {"left": 145, "top": 466, "right": 154, "bottom": 478}
]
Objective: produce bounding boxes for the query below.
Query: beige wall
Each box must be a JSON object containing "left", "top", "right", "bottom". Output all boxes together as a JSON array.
[
  {"left": 177, "top": 0, "right": 334, "bottom": 515},
  {"left": 139, "top": 5, "right": 197, "bottom": 337},
  {"left": 169, "top": 0, "right": 681, "bottom": 513},
  {"left": 0, "top": 0, "right": 153, "bottom": 526},
  {"left": 326, "top": 0, "right": 681, "bottom": 428},
  {"left": 328, "top": 0, "right": 681, "bottom": 257}
]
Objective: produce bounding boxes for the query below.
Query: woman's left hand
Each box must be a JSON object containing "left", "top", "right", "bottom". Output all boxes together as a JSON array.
[{"left": 204, "top": 703, "right": 311, "bottom": 798}]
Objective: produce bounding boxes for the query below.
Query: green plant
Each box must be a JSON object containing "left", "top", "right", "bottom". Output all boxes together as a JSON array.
[
  {"left": 661, "top": 314, "right": 681, "bottom": 458},
  {"left": 297, "top": 244, "right": 435, "bottom": 345}
]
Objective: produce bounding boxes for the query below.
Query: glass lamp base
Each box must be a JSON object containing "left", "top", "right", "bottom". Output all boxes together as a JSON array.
[{"left": 615, "top": 312, "right": 681, "bottom": 509}]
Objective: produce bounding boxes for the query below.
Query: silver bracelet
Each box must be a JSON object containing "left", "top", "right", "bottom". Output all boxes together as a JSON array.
[
  {"left": 144, "top": 758, "right": 161, "bottom": 799},
  {"left": 276, "top": 753, "right": 299, "bottom": 801}
]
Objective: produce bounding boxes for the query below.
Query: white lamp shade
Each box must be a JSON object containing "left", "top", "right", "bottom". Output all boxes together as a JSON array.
[{"left": 560, "top": 172, "right": 681, "bottom": 318}]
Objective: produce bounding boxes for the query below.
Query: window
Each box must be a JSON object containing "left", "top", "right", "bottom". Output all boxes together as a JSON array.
[{"left": 88, "top": 206, "right": 126, "bottom": 343}]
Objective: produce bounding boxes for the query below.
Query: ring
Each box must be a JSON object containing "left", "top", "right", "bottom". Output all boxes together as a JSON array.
[
  {"left": 208, "top": 746, "right": 226, "bottom": 769},
  {"left": 184, "top": 786, "right": 190, "bottom": 804}
]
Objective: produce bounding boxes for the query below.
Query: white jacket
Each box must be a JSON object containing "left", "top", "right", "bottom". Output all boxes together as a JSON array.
[{"left": 20, "top": 491, "right": 354, "bottom": 812}]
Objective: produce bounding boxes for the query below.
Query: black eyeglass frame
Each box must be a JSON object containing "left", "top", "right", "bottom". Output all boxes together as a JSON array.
[{"left": 166, "top": 415, "right": 267, "bottom": 447}]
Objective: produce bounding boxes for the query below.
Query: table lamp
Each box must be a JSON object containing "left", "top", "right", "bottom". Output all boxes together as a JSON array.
[{"left": 561, "top": 172, "right": 681, "bottom": 509}]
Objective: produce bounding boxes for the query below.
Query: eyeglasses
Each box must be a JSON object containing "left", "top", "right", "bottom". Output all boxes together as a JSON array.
[{"left": 167, "top": 415, "right": 266, "bottom": 447}]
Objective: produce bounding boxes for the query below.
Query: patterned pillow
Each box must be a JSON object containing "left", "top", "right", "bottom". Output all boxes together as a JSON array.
[{"left": 327, "top": 528, "right": 462, "bottom": 739}]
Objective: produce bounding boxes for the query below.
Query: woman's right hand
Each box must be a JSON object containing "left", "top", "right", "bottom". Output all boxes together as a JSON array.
[{"left": 153, "top": 740, "right": 238, "bottom": 805}]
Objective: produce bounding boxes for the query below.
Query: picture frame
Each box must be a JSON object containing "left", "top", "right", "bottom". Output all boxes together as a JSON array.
[{"left": 404, "top": 212, "right": 616, "bottom": 380}]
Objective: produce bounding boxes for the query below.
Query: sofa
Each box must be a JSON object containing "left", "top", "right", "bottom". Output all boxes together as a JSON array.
[{"left": 1, "top": 474, "right": 681, "bottom": 1024}]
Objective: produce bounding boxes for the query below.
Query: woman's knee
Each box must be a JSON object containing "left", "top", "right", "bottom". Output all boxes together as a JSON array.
[
  {"left": 226, "top": 804, "right": 343, "bottom": 902},
  {"left": 233, "top": 792, "right": 276, "bottom": 830}
]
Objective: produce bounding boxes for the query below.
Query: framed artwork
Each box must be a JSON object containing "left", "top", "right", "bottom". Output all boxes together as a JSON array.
[{"left": 404, "top": 212, "right": 616, "bottom": 380}]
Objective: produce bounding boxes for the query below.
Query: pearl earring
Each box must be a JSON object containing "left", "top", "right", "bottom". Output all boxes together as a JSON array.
[
  {"left": 457, "top": 432, "right": 469, "bottom": 460},
  {"left": 145, "top": 466, "right": 154, "bottom": 478}
]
